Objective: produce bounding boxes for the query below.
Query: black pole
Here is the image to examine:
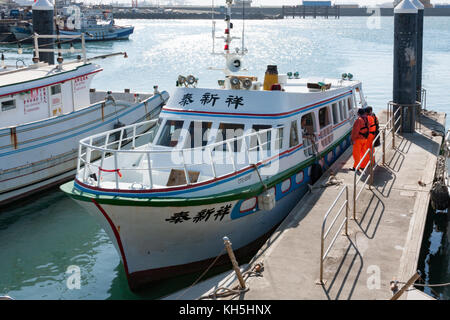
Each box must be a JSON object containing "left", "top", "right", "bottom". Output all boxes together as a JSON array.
[
  {"left": 393, "top": 0, "right": 418, "bottom": 133},
  {"left": 32, "top": 0, "right": 54, "bottom": 65},
  {"left": 411, "top": 0, "right": 424, "bottom": 102}
]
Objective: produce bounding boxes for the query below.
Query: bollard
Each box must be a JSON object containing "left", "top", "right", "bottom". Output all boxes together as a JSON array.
[
  {"left": 393, "top": 0, "right": 418, "bottom": 133},
  {"left": 223, "top": 236, "right": 246, "bottom": 289},
  {"left": 32, "top": 0, "right": 54, "bottom": 65}
]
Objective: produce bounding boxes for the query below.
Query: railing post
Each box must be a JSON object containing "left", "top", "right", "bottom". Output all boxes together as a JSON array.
[
  {"left": 353, "top": 172, "right": 357, "bottom": 220},
  {"left": 382, "top": 129, "right": 386, "bottom": 166},
  {"left": 118, "top": 128, "right": 124, "bottom": 150},
  {"left": 319, "top": 228, "right": 324, "bottom": 284},
  {"left": 223, "top": 237, "right": 246, "bottom": 290},
  {"left": 209, "top": 148, "right": 217, "bottom": 178},
  {"left": 181, "top": 149, "right": 191, "bottom": 185},
  {"left": 81, "top": 33, "right": 87, "bottom": 63},
  {"left": 98, "top": 150, "right": 106, "bottom": 187},
  {"left": 345, "top": 186, "right": 349, "bottom": 236},
  {"left": 392, "top": 110, "right": 395, "bottom": 149},
  {"left": 77, "top": 144, "right": 82, "bottom": 173},
  {"left": 114, "top": 152, "right": 119, "bottom": 189},
  {"left": 369, "top": 149, "right": 374, "bottom": 189},
  {"left": 226, "top": 141, "right": 237, "bottom": 172},
  {"left": 132, "top": 125, "right": 136, "bottom": 149},
  {"left": 146, "top": 152, "right": 153, "bottom": 189}
]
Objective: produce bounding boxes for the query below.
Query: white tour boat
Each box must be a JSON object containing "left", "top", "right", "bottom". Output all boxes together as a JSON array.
[
  {"left": 61, "top": 0, "right": 368, "bottom": 290},
  {"left": 0, "top": 33, "right": 169, "bottom": 206}
]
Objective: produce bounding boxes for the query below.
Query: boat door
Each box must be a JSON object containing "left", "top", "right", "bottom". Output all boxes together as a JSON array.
[
  {"left": 314, "top": 105, "right": 334, "bottom": 155},
  {"left": 49, "top": 84, "right": 63, "bottom": 116}
]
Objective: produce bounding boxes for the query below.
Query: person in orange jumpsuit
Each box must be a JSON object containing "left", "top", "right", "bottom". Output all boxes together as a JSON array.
[
  {"left": 351, "top": 108, "right": 369, "bottom": 171},
  {"left": 361, "top": 107, "right": 379, "bottom": 168}
]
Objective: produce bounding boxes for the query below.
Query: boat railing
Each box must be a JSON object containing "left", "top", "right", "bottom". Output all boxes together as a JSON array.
[
  {"left": 77, "top": 123, "right": 285, "bottom": 190},
  {"left": 32, "top": 33, "right": 128, "bottom": 66},
  {"left": 33, "top": 32, "right": 87, "bottom": 64}
]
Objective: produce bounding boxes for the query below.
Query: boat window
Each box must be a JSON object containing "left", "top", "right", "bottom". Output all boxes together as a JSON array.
[
  {"left": 331, "top": 103, "right": 339, "bottom": 124},
  {"left": 186, "top": 121, "right": 212, "bottom": 148},
  {"left": 340, "top": 100, "right": 348, "bottom": 119},
  {"left": 301, "top": 113, "right": 315, "bottom": 137},
  {"left": 301, "top": 113, "right": 315, "bottom": 156},
  {"left": 1, "top": 99, "right": 16, "bottom": 112},
  {"left": 289, "top": 120, "right": 299, "bottom": 148},
  {"left": 156, "top": 120, "right": 184, "bottom": 147},
  {"left": 275, "top": 126, "right": 283, "bottom": 151},
  {"left": 215, "top": 123, "right": 244, "bottom": 152},
  {"left": 338, "top": 100, "right": 344, "bottom": 121},
  {"left": 51, "top": 84, "right": 61, "bottom": 95},
  {"left": 250, "top": 125, "right": 272, "bottom": 152},
  {"left": 318, "top": 107, "right": 330, "bottom": 128},
  {"left": 348, "top": 97, "right": 353, "bottom": 110}
]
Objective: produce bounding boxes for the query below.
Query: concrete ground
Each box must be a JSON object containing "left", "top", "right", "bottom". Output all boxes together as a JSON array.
[{"left": 217, "top": 110, "right": 446, "bottom": 300}]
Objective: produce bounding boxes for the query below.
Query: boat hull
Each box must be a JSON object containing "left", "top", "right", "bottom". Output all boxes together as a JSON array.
[
  {"left": 59, "top": 26, "right": 134, "bottom": 41},
  {"left": 66, "top": 133, "right": 351, "bottom": 290},
  {"left": 0, "top": 92, "right": 169, "bottom": 207}
]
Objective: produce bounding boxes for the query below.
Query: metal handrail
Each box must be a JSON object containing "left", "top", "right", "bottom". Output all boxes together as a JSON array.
[
  {"left": 33, "top": 32, "right": 87, "bottom": 64},
  {"left": 353, "top": 147, "right": 372, "bottom": 219},
  {"left": 319, "top": 185, "right": 349, "bottom": 284}
]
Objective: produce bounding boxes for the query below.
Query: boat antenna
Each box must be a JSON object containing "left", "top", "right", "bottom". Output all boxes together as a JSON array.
[
  {"left": 208, "top": 0, "right": 247, "bottom": 75},
  {"left": 211, "top": 0, "right": 216, "bottom": 54},
  {"left": 241, "top": 0, "right": 245, "bottom": 55}
]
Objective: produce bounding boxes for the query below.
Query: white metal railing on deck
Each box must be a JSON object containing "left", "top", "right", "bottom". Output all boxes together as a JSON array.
[
  {"left": 318, "top": 185, "right": 349, "bottom": 285},
  {"left": 77, "top": 122, "right": 285, "bottom": 190}
]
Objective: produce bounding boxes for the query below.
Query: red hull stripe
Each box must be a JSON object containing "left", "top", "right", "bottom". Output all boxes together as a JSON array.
[{"left": 91, "top": 199, "right": 130, "bottom": 277}]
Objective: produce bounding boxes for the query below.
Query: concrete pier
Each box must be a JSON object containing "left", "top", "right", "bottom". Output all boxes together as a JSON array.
[{"left": 214, "top": 110, "right": 446, "bottom": 300}]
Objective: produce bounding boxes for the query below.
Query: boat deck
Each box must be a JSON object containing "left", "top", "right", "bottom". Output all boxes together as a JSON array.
[{"left": 211, "top": 109, "right": 446, "bottom": 300}]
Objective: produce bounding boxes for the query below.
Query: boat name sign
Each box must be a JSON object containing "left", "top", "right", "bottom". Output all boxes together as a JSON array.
[{"left": 179, "top": 92, "right": 245, "bottom": 110}]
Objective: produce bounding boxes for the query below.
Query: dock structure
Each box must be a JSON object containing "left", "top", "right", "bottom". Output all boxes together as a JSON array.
[
  {"left": 281, "top": 5, "right": 341, "bottom": 19},
  {"left": 212, "top": 109, "right": 446, "bottom": 300}
]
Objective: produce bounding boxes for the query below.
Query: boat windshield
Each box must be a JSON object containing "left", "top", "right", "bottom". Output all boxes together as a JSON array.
[{"left": 156, "top": 120, "right": 184, "bottom": 147}]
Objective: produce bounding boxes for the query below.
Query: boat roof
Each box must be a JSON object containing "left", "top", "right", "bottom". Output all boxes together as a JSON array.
[
  {"left": 162, "top": 77, "right": 361, "bottom": 121},
  {"left": 0, "top": 61, "right": 101, "bottom": 97}
]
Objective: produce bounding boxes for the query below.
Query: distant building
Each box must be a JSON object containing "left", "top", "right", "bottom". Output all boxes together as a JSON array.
[
  {"left": 434, "top": 4, "right": 450, "bottom": 8},
  {"left": 302, "top": 1, "right": 332, "bottom": 7},
  {"left": 393, "top": 0, "right": 433, "bottom": 8}
]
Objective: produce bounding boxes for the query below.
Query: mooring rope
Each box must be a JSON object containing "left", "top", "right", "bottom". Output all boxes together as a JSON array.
[
  {"left": 198, "top": 263, "right": 264, "bottom": 300},
  {"left": 175, "top": 247, "right": 226, "bottom": 300}
]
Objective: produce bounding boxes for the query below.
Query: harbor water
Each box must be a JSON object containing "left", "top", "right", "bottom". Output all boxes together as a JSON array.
[{"left": 0, "top": 17, "right": 449, "bottom": 299}]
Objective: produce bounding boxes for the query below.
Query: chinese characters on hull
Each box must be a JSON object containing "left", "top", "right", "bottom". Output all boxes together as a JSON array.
[
  {"left": 178, "top": 93, "right": 245, "bottom": 110},
  {"left": 165, "top": 205, "right": 232, "bottom": 224}
]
